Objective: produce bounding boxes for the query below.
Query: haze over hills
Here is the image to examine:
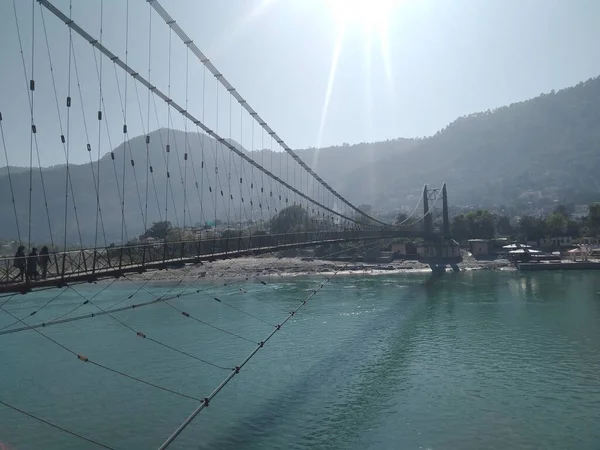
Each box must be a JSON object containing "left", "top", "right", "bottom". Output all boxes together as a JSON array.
[
  {"left": 343, "top": 76, "right": 600, "bottom": 211},
  {"left": 2, "top": 75, "right": 600, "bottom": 244}
]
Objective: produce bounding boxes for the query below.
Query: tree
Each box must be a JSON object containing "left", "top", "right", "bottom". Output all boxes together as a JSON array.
[
  {"left": 450, "top": 210, "right": 496, "bottom": 240},
  {"left": 587, "top": 203, "right": 600, "bottom": 236},
  {"left": 144, "top": 221, "right": 172, "bottom": 240},
  {"left": 553, "top": 204, "right": 570, "bottom": 217},
  {"left": 496, "top": 215, "right": 514, "bottom": 236},
  {"left": 545, "top": 213, "right": 567, "bottom": 237},
  {"left": 450, "top": 214, "right": 470, "bottom": 242},
  {"left": 270, "top": 205, "right": 311, "bottom": 234},
  {"left": 466, "top": 210, "right": 496, "bottom": 239},
  {"left": 518, "top": 215, "right": 545, "bottom": 241},
  {"left": 566, "top": 219, "right": 582, "bottom": 237}
]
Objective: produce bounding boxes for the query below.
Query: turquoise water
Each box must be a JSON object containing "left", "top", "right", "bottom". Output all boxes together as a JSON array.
[{"left": 1, "top": 271, "right": 600, "bottom": 449}]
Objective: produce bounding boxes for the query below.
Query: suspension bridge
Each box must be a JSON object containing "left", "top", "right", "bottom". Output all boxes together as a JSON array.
[
  {"left": 0, "top": 1, "right": 456, "bottom": 448},
  {"left": 0, "top": 181, "right": 451, "bottom": 294}
]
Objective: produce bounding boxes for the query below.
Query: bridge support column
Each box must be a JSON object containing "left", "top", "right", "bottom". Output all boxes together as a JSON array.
[
  {"left": 423, "top": 185, "right": 433, "bottom": 237},
  {"left": 442, "top": 183, "right": 450, "bottom": 239}
]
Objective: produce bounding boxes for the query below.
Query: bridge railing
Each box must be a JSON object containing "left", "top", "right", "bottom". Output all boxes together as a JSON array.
[{"left": 0, "top": 229, "right": 397, "bottom": 287}]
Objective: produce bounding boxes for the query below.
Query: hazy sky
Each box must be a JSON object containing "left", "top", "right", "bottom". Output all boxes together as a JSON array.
[{"left": 1, "top": 0, "right": 600, "bottom": 167}]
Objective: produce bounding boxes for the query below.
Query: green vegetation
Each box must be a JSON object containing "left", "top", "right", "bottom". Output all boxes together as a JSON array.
[
  {"left": 451, "top": 203, "right": 600, "bottom": 242},
  {"left": 451, "top": 210, "right": 497, "bottom": 241},
  {"left": 270, "top": 205, "right": 316, "bottom": 234},
  {"left": 143, "top": 221, "right": 172, "bottom": 240}
]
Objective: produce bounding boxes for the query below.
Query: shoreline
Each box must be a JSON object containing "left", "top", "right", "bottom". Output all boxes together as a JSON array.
[{"left": 126, "top": 254, "right": 515, "bottom": 283}]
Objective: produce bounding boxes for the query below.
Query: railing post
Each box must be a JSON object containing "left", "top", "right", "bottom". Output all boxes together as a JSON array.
[
  {"left": 92, "top": 250, "right": 97, "bottom": 275},
  {"left": 61, "top": 251, "right": 67, "bottom": 281},
  {"left": 106, "top": 246, "right": 112, "bottom": 268},
  {"left": 118, "top": 245, "right": 124, "bottom": 271},
  {"left": 52, "top": 253, "right": 60, "bottom": 280},
  {"left": 81, "top": 249, "right": 88, "bottom": 273}
]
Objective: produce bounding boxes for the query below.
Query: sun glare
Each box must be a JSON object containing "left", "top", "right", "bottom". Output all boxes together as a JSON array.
[
  {"left": 315, "top": 0, "right": 402, "bottom": 162},
  {"left": 326, "top": 0, "right": 397, "bottom": 33}
]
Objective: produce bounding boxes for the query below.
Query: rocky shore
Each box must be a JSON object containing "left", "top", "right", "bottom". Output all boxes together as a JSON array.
[{"left": 127, "top": 251, "right": 514, "bottom": 282}]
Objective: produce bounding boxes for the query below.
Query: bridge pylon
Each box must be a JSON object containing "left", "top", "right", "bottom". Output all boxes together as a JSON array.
[
  {"left": 423, "top": 185, "right": 434, "bottom": 237},
  {"left": 442, "top": 183, "right": 450, "bottom": 239},
  {"left": 422, "top": 183, "right": 451, "bottom": 239}
]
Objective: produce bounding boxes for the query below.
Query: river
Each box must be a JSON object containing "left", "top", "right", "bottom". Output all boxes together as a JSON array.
[{"left": 1, "top": 270, "right": 600, "bottom": 449}]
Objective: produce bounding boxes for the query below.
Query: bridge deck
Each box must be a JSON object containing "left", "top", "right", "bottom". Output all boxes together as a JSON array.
[{"left": 0, "top": 230, "right": 423, "bottom": 294}]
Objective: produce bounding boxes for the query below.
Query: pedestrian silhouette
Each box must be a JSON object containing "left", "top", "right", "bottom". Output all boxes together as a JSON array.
[
  {"left": 39, "top": 246, "right": 50, "bottom": 279},
  {"left": 12, "top": 246, "right": 25, "bottom": 281},
  {"left": 27, "top": 248, "right": 39, "bottom": 281}
]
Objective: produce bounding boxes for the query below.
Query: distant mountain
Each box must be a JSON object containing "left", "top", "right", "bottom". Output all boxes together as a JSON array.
[
  {"left": 0, "top": 166, "right": 29, "bottom": 177},
  {"left": 2, "top": 75, "right": 600, "bottom": 244},
  {"left": 340, "top": 76, "right": 600, "bottom": 211},
  {"left": 0, "top": 129, "right": 408, "bottom": 245}
]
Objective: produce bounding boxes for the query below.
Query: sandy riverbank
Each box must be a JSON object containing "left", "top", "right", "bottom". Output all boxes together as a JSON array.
[{"left": 126, "top": 251, "right": 514, "bottom": 282}]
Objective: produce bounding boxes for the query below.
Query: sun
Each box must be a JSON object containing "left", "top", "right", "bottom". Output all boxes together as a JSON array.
[
  {"left": 325, "top": 0, "right": 398, "bottom": 33},
  {"left": 315, "top": 0, "right": 402, "bottom": 151}
]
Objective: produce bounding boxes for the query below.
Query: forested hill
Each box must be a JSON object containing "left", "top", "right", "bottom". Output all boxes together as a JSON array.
[{"left": 341, "top": 76, "right": 600, "bottom": 210}]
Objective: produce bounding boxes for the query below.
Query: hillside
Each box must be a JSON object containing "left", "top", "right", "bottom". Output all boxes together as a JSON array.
[
  {"left": 341, "top": 76, "right": 600, "bottom": 210},
  {"left": 2, "top": 75, "right": 600, "bottom": 244},
  {"left": 0, "top": 129, "right": 413, "bottom": 245},
  {"left": 0, "top": 166, "right": 29, "bottom": 177}
]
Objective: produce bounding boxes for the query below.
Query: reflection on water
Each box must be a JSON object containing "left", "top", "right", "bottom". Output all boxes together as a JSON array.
[{"left": 1, "top": 271, "right": 600, "bottom": 449}]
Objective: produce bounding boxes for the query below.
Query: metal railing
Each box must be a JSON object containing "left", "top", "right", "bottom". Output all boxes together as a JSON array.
[{"left": 0, "top": 229, "right": 419, "bottom": 292}]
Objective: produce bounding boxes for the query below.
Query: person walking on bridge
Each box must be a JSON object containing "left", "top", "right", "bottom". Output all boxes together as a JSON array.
[
  {"left": 12, "top": 246, "right": 25, "bottom": 281},
  {"left": 27, "top": 248, "right": 39, "bottom": 281},
  {"left": 39, "top": 246, "right": 50, "bottom": 279}
]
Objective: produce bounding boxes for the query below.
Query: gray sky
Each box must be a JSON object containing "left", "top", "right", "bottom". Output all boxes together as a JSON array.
[{"left": 1, "top": 0, "right": 600, "bottom": 167}]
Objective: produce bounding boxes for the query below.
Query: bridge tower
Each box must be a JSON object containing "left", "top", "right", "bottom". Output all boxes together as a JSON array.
[
  {"left": 422, "top": 184, "right": 451, "bottom": 238},
  {"left": 442, "top": 183, "right": 450, "bottom": 238},
  {"left": 421, "top": 183, "right": 460, "bottom": 271},
  {"left": 423, "top": 185, "right": 434, "bottom": 237}
]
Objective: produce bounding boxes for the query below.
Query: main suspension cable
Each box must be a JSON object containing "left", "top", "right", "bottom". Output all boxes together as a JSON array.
[
  {"left": 37, "top": 0, "right": 365, "bottom": 228},
  {"left": 147, "top": 0, "right": 388, "bottom": 227}
]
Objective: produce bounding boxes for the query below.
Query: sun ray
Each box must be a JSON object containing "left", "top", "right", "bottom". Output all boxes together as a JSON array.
[
  {"left": 315, "top": 23, "right": 346, "bottom": 161},
  {"left": 317, "top": 0, "right": 401, "bottom": 148}
]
